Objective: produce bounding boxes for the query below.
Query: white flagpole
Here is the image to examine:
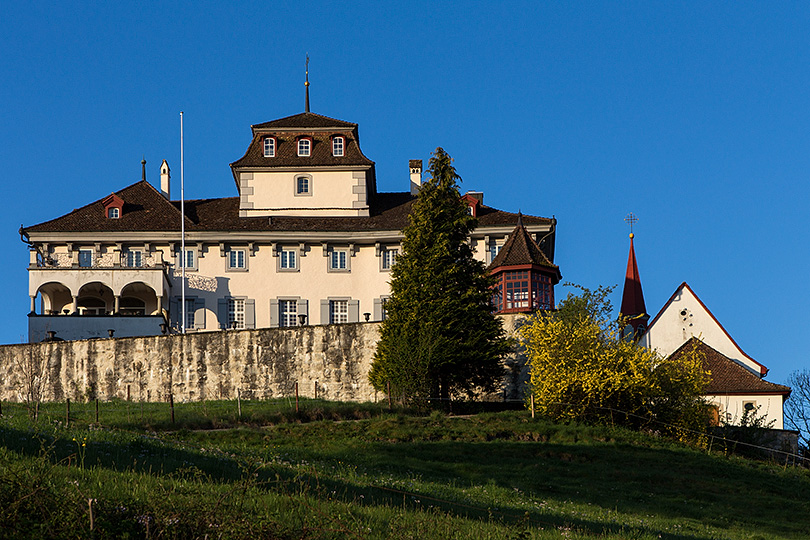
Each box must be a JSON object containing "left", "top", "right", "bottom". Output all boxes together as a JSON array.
[{"left": 180, "top": 112, "right": 186, "bottom": 334}]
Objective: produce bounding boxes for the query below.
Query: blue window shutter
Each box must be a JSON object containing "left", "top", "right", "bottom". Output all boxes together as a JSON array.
[
  {"left": 245, "top": 299, "right": 256, "bottom": 329},
  {"left": 194, "top": 298, "right": 206, "bottom": 329},
  {"left": 170, "top": 298, "right": 180, "bottom": 328},
  {"left": 348, "top": 299, "right": 360, "bottom": 323},
  {"left": 269, "top": 299, "right": 279, "bottom": 328},
  {"left": 217, "top": 299, "right": 228, "bottom": 329},
  {"left": 320, "top": 299, "right": 330, "bottom": 325}
]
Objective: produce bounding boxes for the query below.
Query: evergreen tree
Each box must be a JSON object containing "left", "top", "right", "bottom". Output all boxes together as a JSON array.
[{"left": 369, "top": 148, "right": 508, "bottom": 404}]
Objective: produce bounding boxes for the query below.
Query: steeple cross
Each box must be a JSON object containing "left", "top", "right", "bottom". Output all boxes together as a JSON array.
[{"left": 624, "top": 212, "right": 638, "bottom": 237}]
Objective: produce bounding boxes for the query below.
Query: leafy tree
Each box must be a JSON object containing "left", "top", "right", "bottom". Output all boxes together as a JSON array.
[
  {"left": 369, "top": 148, "right": 509, "bottom": 404},
  {"left": 520, "top": 284, "right": 710, "bottom": 433},
  {"left": 785, "top": 369, "right": 810, "bottom": 450}
]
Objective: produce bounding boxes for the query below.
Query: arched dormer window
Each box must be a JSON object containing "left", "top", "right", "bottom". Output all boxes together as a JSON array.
[
  {"left": 101, "top": 193, "right": 124, "bottom": 220},
  {"left": 332, "top": 136, "right": 344, "bottom": 157},
  {"left": 108, "top": 207, "right": 119, "bottom": 219},
  {"left": 263, "top": 137, "right": 276, "bottom": 157},
  {"left": 297, "top": 138, "right": 311, "bottom": 157}
]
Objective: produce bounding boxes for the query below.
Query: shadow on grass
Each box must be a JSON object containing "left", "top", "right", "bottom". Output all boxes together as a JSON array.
[{"left": 4, "top": 424, "right": 807, "bottom": 539}]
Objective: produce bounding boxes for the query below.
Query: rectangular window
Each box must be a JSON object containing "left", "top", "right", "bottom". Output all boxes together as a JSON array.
[
  {"left": 330, "top": 300, "right": 349, "bottom": 324},
  {"left": 296, "top": 176, "right": 310, "bottom": 195},
  {"left": 228, "top": 298, "right": 245, "bottom": 329},
  {"left": 108, "top": 207, "right": 119, "bottom": 219},
  {"left": 125, "top": 250, "right": 143, "bottom": 268},
  {"left": 382, "top": 248, "right": 398, "bottom": 270},
  {"left": 280, "top": 299, "right": 298, "bottom": 327},
  {"left": 489, "top": 242, "right": 502, "bottom": 262},
  {"left": 332, "top": 136, "right": 344, "bottom": 156},
  {"left": 178, "top": 249, "right": 195, "bottom": 270},
  {"left": 330, "top": 249, "right": 348, "bottom": 270},
  {"left": 297, "top": 139, "right": 311, "bottom": 156},
  {"left": 280, "top": 249, "right": 297, "bottom": 270},
  {"left": 381, "top": 297, "right": 389, "bottom": 320},
  {"left": 78, "top": 249, "right": 93, "bottom": 268},
  {"left": 228, "top": 249, "right": 246, "bottom": 269},
  {"left": 184, "top": 298, "right": 195, "bottom": 330},
  {"left": 263, "top": 137, "right": 275, "bottom": 157}
]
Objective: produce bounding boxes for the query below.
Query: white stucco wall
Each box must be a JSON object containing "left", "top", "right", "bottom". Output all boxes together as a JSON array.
[{"left": 706, "top": 394, "right": 785, "bottom": 430}]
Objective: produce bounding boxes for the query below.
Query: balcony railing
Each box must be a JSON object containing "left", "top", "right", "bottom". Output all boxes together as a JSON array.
[{"left": 32, "top": 253, "right": 164, "bottom": 269}]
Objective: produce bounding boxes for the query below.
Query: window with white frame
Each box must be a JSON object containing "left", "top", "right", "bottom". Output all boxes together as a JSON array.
[
  {"left": 263, "top": 137, "right": 275, "bottom": 157},
  {"left": 330, "top": 299, "right": 349, "bottom": 324},
  {"left": 296, "top": 175, "right": 311, "bottom": 196},
  {"left": 280, "top": 248, "right": 297, "bottom": 270},
  {"left": 78, "top": 249, "right": 93, "bottom": 268},
  {"left": 184, "top": 298, "right": 196, "bottom": 330},
  {"left": 108, "top": 207, "right": 120, "bottom": 219},
  {"left": 228, "top": 298, "right": 245, "bottom": 329},
  {"left": 332, "top": 136, "right": 344, "bottom": 156},
  {"left": 228, "top": 249, "right": 246, "bottom": 270},
  {"left": 280, "top": 299, "right": 298, "bottom": 327},
  {"left": 330, "top": 248, "right": 348, "bottom": 271},
  {"left": 382, "top": 248, "right": 398, "bottom": 270},
  {"left": 125, "top": 250, "right": 143, "bottom": 268},
  {"left": 489, "top": 241, "right": 502, "bottom": 262},
  {"left": 178, "top": 249, "right": 196, "bottom": 271},
  {"left": 297, "top": 138, "right": 311, "bottom": 156}
]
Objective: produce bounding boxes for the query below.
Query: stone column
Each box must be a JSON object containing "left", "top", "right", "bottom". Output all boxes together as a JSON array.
[
  {"left": 30, "top": 295, "right": 36, "bottom": 314},
  {"left": 114, "top": 295, "right": 121, "bottom": 314},
  {"left": 71, "top": 295, "right": 78, "bottom": 314}
]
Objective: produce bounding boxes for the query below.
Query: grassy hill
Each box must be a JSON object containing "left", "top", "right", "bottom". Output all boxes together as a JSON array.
[{"left": 0, "top": 399, "right": 808, "bottom": 539}]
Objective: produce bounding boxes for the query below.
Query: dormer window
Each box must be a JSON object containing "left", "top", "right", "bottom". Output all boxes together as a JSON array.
[
  {"left": 102, "top": 193, "right": 124, "bottom": 220},
  {"left": 297, "top": 138, "right": 311, "bottom": 157},
  {"left": 263, "top": 137, "right": 276, "bottom": 157},
  {"left": 332, "top": 136, "right": 344, "bottom": 157}
]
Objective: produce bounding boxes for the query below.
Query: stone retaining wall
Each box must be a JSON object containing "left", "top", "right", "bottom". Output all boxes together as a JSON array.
[{"left": 0, "top": 314, "right": 527, "bottom": 403}]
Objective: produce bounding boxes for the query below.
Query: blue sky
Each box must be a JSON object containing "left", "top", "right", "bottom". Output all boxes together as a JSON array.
[{"left": 2, "top": 2, "right": 808, "bottom": 384}]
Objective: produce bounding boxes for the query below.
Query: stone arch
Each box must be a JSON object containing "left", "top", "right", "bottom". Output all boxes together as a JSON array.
[
  {"left": 77, "top": 282, "right": 115, "bottom": 315},
  {"left": 36, "top": 281, "right": 73, "bottom": 315},
  {"left": 119, "top": 282, "right": 160, "bottom": 315}
]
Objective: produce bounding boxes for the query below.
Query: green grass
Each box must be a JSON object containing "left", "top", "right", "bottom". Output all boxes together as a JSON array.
[{"left": 1, "top": 400, "right": 809, "bottom": 539}]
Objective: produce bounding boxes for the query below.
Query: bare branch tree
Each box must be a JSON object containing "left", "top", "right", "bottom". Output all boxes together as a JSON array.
[
  {"left": 14, "top": 347, "right": 47, "bottom": 420},
  {"left": 785, "top": 369, "right": 810, "bottom": 449}
]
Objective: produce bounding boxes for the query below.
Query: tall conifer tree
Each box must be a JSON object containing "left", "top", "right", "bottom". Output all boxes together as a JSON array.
[{"left": 369, "top": 148, "right": 508, "bottom": 404}]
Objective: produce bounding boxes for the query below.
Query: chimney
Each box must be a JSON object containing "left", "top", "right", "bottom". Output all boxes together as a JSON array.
[
  {"left": 160, "top": 159, "right": 171, "bottom": 199},
  {"left": 465, "top": 191, "right": 484, "bottom": 205},
  {"left": 409, "top": 159, "right": 422, "bottom": 195}
]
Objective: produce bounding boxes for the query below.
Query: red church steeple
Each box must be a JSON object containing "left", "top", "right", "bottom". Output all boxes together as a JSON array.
[{"left": 620, "top": 215, "right": 648, "bottom": 340}]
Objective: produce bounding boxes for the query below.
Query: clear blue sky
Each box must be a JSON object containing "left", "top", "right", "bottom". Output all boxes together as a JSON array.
[{"left": 2, "top": 2, "right": 808, "bottom": 384}]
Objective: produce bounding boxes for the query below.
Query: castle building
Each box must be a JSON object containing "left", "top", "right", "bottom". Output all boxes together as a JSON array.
[{"left": 22, "top": 108, "right": 559, "bottom": 342}]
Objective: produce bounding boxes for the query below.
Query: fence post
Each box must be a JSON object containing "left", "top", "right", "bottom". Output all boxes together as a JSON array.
[
  {"left": 126, "top": 384, "right": 131, "bottom": 402},
  {"left": 387, "top": 381, "right": 392, "bottom": 411},
  {"left": 314, "top": 381, "right": 318, "bottom": 400},
  {"left": 295, "top": 382, "right": 299, "bottom": 413},
  {"left": 169, "top": 393, "right": 175, "bottom": 425},
  {"left": 95, "top": 398, "right": 99, "bottom": 424},
  {"left": 530, "top": 393, "right": 535, "bottom": 419},
  {"left": 237, "top": 388, "right": 242, "bottom": 419},
  {"left": 66, "top": 398, "right": 70, "bottom": 428}
]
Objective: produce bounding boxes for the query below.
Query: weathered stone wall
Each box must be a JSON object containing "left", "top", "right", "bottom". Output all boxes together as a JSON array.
[{"left": 0, "top": 314, "right": 527, "bottom": 403}]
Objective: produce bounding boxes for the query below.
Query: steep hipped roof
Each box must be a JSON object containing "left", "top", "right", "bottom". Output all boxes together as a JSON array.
[
  {"left": 25, "top": 181, "right": 192, "bottom": 233},
  {"left": 670, "top": 338, "right": 790, "bottom": 396},
  {"left": 620, "top": 235, "right": 647, "bottom": 319},
  {"left": 251, "top": 112, "right": 357, "bottom": 130},
  {"left": 489, "top": 217, "right": 560, "bottom": 279},
  {"left": 24, "top": 183, "right": 553, "bottom": 235}
]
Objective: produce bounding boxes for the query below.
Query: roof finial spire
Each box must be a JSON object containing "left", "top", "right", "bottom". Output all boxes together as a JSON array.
[
  {"left": 305, "top": 54, "right": 310, "bottom": 113},
  {"left": 624, "top": 212, "right": 637, "bottom": 239},
  {"left": 141, "top": 156, "right": 146, "bottom": 182},
  {"left": 517, "top": 210, "right": 523, "bottom": 228}
]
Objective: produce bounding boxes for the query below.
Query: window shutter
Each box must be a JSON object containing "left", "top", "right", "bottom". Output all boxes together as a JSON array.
[
  {"left": 194, "top": 298, "right": 206, "bottom": 329},
  {"left": 217, "top": 299, "right": 228, "bottom": 329},
  {"left": 269, "top": 299, "right": 279, "bottom": 328},
  {"left": 245, "top": 298, "right": 256, "bottom": 329},
  {"left": 170, "top": 298, "right": 180, "bottom": 328},
  {"left": 373, "top": 298, "right": 382, "bottom": 321},
  {"left": 348, "top": 299, "right": 360, "bottom": 323},
  {"left": 320, "top": 299, "right": 330, "bottom": 325},
  {"left": 297, "top": 299, "right": 308, "bottom": 325}
]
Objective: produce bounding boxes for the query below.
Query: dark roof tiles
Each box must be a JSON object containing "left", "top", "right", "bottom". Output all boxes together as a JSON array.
[{"left": 489, "top": 220, "right": 560, "bottom": 276}]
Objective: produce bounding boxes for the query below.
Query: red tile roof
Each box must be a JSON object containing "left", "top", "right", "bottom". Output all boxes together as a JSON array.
[
  {"left": 25, "top": 183, "right": 554, "bottom": 235},
  {"left": 669, "top": 338, "right": 790, "bottom": 396},
  {"left": 620, "top": 235, "right": 647, "bottom": 319}
]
